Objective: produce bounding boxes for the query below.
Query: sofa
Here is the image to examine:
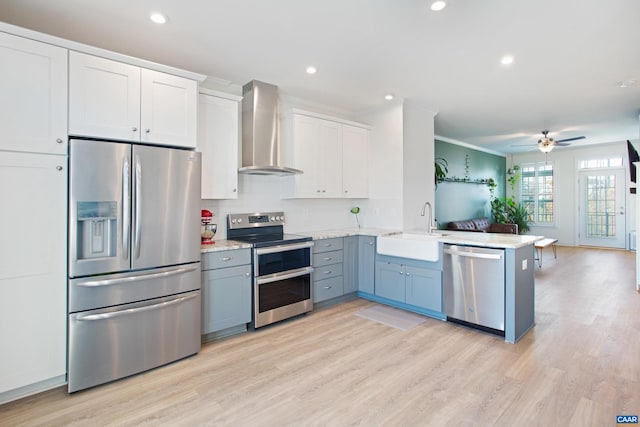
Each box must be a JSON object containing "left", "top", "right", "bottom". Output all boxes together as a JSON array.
[{"left": 446, "top": 217, "right": 518, "bottom": 234}]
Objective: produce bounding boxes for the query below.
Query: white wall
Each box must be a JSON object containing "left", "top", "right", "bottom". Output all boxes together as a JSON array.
[
  {"left": 402, "top": 101, "right": 436, "bottom": 232},
  {"left": 510, "top": 141, "right": 634, "bottom": 247},
  {"left": 356, "top": 102, "right": 404, "bottom": 230}
]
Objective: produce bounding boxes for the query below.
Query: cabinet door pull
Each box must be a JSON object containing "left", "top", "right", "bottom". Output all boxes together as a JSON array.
[
  {"left": 368, "top": 242, "right": 374, "bottom": 246},
  {"left": 56, "top": 138, "right": 63, "bottom": 144},
  {"left": 220, "top": 256, "right": 232, "bottom": 261},
  {"left": 145, "top": 129, "right": 151, "bottom": 133},
  {"left": 131, "top": 127, "right": 138, "bottom": 132},
  {"left": 245, "top": 272, "right": 251, "bottom": 277}
]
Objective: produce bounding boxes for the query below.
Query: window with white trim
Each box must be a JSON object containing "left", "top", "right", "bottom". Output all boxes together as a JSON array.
[
  {"left": 521, "top": 162, "right": 554, "bottom": 225},
  {"left": 578, "top": 157, "right": 623, "bottom": 169}
]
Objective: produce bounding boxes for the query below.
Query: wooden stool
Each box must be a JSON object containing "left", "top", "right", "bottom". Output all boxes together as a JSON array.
[{"left": 534, "top": 238, "right": 558, "bottom": 268}]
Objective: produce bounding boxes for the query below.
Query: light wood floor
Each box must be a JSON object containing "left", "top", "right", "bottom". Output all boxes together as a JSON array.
[{"left": 1, "top": 246, "right": 639, "bottom": 426}]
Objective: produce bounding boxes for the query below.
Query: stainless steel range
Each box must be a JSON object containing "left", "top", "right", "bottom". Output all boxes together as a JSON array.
[{"left": 227, "top": 212, "right": 313, "bottom": 328}]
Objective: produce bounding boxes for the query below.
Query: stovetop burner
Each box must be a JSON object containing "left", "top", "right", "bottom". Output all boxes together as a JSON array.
[{"left": 227, "top": 212, "right": 311, "bottom": 248}]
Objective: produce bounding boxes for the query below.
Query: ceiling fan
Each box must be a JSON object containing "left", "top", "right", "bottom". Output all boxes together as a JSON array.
[{"left": 513, "top": 130, "right": 586, "bottom": 153}]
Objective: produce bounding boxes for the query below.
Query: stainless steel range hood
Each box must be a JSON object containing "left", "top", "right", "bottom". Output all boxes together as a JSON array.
[{"left": 239, "top": 80, "right": 302, "bottom": 175}]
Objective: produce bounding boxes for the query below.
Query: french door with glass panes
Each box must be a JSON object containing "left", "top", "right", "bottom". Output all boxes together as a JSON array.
[{"left": 578, "top": 169, "right": 626, "bottom": 248}]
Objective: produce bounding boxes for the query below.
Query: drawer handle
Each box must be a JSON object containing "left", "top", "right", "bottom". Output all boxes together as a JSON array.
[
  {"left": 323, "top": 243, "right": 332, "bottom": 247},
  {"left": 220, "top": 256, "right": 232, "bottom": 261},
  {"left": 323, "top": 257, "right": 332, "bottom": 261},
  {"left": 368, "top": 242, "right": 374, "bottom": 246},
  {"left": 323, "top": 270, "right": 332, "bottom": 274},
  {"left": 324, "top": 285, "right": 332, "bottom": 289}
]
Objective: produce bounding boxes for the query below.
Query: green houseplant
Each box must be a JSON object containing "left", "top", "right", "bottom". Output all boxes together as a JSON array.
[
  {"left": 435, "top": 157, "right": 448, "bottom": 187},
  {"left": 491, "top": 197, "right": 532, "bottom": 234}
]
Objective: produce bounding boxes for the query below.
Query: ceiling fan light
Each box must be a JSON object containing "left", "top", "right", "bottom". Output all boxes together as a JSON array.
[{"left": 538, "top": 141, "right": 554, "bottom": 153}]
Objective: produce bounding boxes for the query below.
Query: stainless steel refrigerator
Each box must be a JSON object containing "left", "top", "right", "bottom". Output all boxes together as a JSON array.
[{"left": 67, "top": 138, "right": 201, "bottom": 392}]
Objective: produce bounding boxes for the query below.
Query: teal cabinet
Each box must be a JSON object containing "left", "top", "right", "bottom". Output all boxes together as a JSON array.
[
  {"left": 313, "top": 237, "right": 345, "bottom": 303},
  {"left": 374, "top": 261, "right": 404, "bottom": 301},
  {"left": 343, "top": 236, "right": 358, "bottom": 293},
  {"left": 405, "top": 265, "right": 442, "bottom": 312},
  {"left": 201, "top": 249, "right": 252, "bottom": 334},
  {"left": 374, "top": 256, "right": 442, "bottom": 313},
  {"left": 358, "top": 235, "right": 376, "bottom": 294}
]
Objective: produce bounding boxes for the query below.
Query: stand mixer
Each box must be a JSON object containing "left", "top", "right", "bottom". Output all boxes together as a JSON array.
[{"left": 201, "top": 209, "right": 217, "bottom": 245}]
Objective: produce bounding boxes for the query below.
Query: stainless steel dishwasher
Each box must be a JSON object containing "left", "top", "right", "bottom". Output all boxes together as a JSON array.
[{"left": 443, "top": 244, "right": 505, "bottom": 333}]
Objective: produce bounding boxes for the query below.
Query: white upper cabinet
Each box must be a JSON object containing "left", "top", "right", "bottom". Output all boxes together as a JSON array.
[
  {"left": 342, "top": 124, "right": 369, "bottom": 198},
  {"left": 140, "top": 69, "right": 197, "bottom": 147},
  {"left": 69, "top": 51, "right": 197, "bottom": 148},
  {"left": 283, "top": 111, "right": 369, "bottom": 199},
  {"left": 198, "top": 91, "right": 241, "bottom": 199},
  {"left": 69, "top": 51, "right": 140, "bottom": 141},
  {"left": 0, "top": 32, "right": 67, "bottom": 155}
]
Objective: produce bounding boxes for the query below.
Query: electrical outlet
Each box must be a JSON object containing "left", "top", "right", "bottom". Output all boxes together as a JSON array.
[{"left": 522, "top": 259, "right": 528, "bottom": 270}]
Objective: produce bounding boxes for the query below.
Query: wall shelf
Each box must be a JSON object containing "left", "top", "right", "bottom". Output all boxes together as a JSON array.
[{"left": 440, "top": 177, "right": 492, "bottom": 185}]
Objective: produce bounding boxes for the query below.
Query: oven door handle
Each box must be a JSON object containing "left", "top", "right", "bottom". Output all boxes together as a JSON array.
[
  {"left": 256, "top": 267, "right": 314, "bottom": 285},
  {"left": 255, "top": 241, "right": 314, "bottom": 256}
]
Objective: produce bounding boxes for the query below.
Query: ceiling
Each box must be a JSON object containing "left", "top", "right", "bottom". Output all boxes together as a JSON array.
[{"left": 1, "top": 0, "right": 639, "bottom": 153}]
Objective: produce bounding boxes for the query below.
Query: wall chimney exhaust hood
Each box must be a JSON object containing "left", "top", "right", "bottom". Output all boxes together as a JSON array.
[{"left": 239, "top": 80, "right": 302, "bottom": 175}]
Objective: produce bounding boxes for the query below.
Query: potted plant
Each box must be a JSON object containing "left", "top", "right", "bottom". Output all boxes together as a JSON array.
[
  {"left": 435, "top": 157, "right": 448, "bottom": 187},
  {"left": 491, "top": 197, "right": 532, "bottom": 234}
]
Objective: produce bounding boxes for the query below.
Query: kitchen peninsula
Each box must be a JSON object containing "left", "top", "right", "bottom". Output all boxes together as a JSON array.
[{"left": 303, "top": 229, "right": 538, "bottom": 344}]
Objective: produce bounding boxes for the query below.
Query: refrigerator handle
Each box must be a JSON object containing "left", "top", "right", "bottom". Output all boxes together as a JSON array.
[
  {"left": 133, "top": 157, "right": 142, "bottom": 259},
  {"left": 122, "top": 156, "right": 130, "bottom": 259}
]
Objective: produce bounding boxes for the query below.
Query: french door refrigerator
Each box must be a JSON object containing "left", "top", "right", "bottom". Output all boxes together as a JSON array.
[{"left": 67, "top": 138, "right": 201, "bottom": 392}]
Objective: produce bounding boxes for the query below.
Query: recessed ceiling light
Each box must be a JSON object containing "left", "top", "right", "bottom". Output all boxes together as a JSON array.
[
  {"left": 306, "top": 66, "right": 317, "bottom": 75},
  {"left": 384, "top": 94, "right": 394, "bottom": 101},
  {"left": 619, "top": 79, "right": 637, "bottom": 88},
  {"left": 500, "top": 55, "right": 515, "bottom": 65},
  {"left": 150, "top": 13, "right": 167, "bottom": 24},
  {"left": 430, "top": 1, "right": 447, "bottom": 11}
]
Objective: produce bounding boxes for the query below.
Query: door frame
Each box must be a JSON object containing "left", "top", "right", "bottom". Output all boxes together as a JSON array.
[{"left": 577, "top": 167, "right": 626, "bottom": 248}]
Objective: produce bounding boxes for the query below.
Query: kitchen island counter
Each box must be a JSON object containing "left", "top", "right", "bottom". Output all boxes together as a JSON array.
[{"left": 434, "top": 230, "right": 543, "bottom": 249}]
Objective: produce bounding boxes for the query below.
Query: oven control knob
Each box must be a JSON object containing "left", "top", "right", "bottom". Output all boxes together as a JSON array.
[
  {"left": 277, "top": 216, "right": 283, "bottom": 221},
  {"left": 237, "top": 218, "right": 243, "bottom": 223},
  {"left": 270, "top": 216, "right": 275, "bottom": 221},
  {"left": 231, "top": 219, "right": 237, "bottom": 224}
]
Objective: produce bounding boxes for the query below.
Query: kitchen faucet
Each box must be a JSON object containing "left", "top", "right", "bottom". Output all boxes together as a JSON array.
[{"left": 421, "top": 201, "right": 436, "bottom": 234}]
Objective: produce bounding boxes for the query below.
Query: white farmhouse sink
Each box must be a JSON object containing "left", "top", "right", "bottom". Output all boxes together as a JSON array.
[{"left": 377, "top": 232, "right": 444, "bottom": 262}]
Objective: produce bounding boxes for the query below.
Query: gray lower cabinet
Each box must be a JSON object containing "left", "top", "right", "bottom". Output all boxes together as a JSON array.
[
  {"left": 358, "top": 235, "right": 376, "bottom": 294},
  {"left": 375, "top": 258, "right": 442, "bottom": 312},
  {"left": 343, "top": 236, "right": 358, "bottom": 293},
  {"left": 312, "top": 238, "right": 344, "bottom": 303},
  {"left": 201, "top": 249, "right": 252, "bottom": 335}
]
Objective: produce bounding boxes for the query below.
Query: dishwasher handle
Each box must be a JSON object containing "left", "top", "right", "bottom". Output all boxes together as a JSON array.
[{"left": 444, "top": 247, "right": 503, "bottom": 260}]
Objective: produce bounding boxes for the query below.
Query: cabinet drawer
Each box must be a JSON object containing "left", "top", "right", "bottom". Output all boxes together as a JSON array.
[
  {"left": 202, "top": 249, "right": 251, "bottom": 270},
  {"left": 313, "top": 250, "right": 344, "bottom": 268},
  {"left": 314, "top": 237, "right": 343, "bottom": 253},
  {"left": 314, "top": 263, "right": 343, "bottom": 281},
  {"left": 313, "top": 276, "right": 344, "bottom": 302}
]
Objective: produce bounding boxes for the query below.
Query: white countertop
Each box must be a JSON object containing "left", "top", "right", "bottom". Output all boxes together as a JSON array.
[
  {"left": 200, "top": 240, "right": 251, "bottom": 253},
  {"left": 201, "top": 229, "right": 542, "bottom": 253},
  {"left": 433, "top": 230, "right": 543, "bottom": 249},
  {"left": 296, "top": 228, "right": 400, "bottom": 240}
]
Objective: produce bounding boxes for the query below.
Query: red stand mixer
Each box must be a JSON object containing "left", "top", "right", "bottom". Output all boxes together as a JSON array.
[{"left": 201, "top": 210, "right": 217, "bottom": 245}]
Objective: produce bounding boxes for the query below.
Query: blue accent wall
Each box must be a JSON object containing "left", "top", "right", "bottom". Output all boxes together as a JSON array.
[{"left": 435, "top": 140, "right": 506, "bottom": 228}]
